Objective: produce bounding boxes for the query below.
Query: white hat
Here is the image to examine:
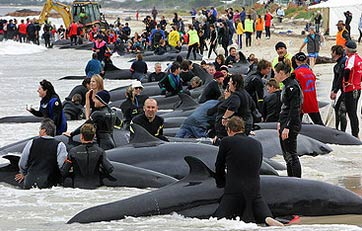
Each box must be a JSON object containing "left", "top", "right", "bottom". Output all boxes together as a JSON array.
[{"left": 131, "top": 81, "right": 144, "bottom": 89}]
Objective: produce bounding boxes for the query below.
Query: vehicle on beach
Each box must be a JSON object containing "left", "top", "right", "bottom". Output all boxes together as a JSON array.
[{"left": 38, "top": 0, "right": 108, "bottom": 29}]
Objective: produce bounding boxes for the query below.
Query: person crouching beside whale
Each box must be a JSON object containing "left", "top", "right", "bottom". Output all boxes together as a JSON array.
[
  {"left": 64, "top": 90, "right": 118, "bottom": 151},
  {"left": 60, "top": 124, "right": 114, "bottom": 189},
  {"left": 214, "top": 116, "right": 283, "bottom": 226},
  {"left": 131, "top": 98, "right": 168, "bottom": 141},
  {"left": 15, "top": 119, "right": 68, "bottom": 189},
  {"left": 27, "top": 79, "right": 67, "bottom": 135}
]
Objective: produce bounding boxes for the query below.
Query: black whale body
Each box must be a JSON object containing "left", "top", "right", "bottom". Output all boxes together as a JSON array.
[
  {"left": 106, "top": 124, "right": 279, "bottom": 178},
  {"left": 67, "top": 156, "right": 362, "bottom": 224},
  {"left": 255, "top": 122, "right": 362, "bottom": 145},
  {"left": 0, "top": 155, "right": 177, "bottom": 189},
  {"left": 161, "top": 128, "right": 332, "bottom": 158}
]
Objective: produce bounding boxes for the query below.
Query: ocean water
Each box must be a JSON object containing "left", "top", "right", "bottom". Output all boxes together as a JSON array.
[{"left": 0, "top": 38, "right": 361, "bottom": 230}]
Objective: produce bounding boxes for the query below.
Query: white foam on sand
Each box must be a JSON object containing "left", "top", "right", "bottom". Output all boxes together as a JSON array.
[{"left": 0, "top": 40, "right": 47, "bottom": 56}]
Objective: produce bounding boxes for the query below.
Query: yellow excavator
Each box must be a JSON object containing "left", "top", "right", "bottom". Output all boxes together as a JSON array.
[{"left": 38, "top": 0, "right": 107, "bottom": 29}]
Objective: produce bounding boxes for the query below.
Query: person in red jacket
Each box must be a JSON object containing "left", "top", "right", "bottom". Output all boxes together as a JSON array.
[
  {"left": 68, "top": 21, "right": 78, "bottom": 46},
  {"left": 264, "top": 10, "right": 273, "bottom": 39},
  {"left": 18, "top": 19, "right": 27, "bottom": 43},
  {"left": 293, "top": 52, "right": 324, "bottom": 126},
  {"left": 343, "top": 40, "right": 362, "bottom": 138}
]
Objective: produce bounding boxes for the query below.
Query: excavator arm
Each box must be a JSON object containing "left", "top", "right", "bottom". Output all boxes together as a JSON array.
[{"left": 38, "top": 0, "right": 72, "bottom": 28}]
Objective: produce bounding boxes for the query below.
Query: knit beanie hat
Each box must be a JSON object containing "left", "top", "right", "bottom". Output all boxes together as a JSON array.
[
  {"left": 95, "top": 90, "right": 110, "bottom": 105},
  {"left": 346, "top": 40, "right": 357, "bottom": 50},
  {"left": 214, "top": 71, "right": 224, "bottom": 79}
]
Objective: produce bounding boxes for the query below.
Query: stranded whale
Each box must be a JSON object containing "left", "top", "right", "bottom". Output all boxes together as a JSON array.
[{"left": 67, "top": 156, "right": 362, "bottom": 224}]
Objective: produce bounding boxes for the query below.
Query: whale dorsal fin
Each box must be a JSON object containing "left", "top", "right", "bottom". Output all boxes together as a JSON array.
[
  {"left": 181, "top": 156, "right": 215, "bottom": 181},
  {"left": 174, "top": 93, "right": 199, "bottom": 110},
  {"left": 2, "top": 155, "right": 20, "bottom": 170},
  {"left": 237, "top": 51, "right": 248, "bottom": 64},
  {"left": 129, "top": 123, "right": 163, "bottom": 144}
]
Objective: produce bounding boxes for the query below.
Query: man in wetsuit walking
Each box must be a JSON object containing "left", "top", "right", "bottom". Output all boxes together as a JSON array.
[{"left": 214, "top": 116, "right": 283, "bottom": 226}]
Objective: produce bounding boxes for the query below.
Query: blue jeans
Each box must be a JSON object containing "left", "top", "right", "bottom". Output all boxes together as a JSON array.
[{"left": 176, "top": 124, "right": 207, "bottom": 138}]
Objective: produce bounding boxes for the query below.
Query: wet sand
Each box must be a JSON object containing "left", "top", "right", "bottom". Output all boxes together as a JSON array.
[{"left": 301, "top": 215, "right": 362, "bottom": 226}]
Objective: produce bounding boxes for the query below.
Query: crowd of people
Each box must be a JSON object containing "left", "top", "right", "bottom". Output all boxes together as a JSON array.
[{"left": 5, "top": 3, "right": 362, "bottom": 227}]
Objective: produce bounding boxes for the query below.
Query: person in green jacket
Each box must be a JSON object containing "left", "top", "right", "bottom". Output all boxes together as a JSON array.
[
  {"left": 186, "top": 24, "right": 199, "bottom": 60},
  {"left": 244, "top": 15, "right": 254, "bottom": 47}
]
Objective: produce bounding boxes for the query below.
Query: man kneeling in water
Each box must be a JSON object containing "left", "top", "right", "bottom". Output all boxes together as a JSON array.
[
  {"left": 61, "top": 124, "right": 114, "bottom": 189},
  {"left": 214, "top": 116, "right": 283, "bottom": 226}
]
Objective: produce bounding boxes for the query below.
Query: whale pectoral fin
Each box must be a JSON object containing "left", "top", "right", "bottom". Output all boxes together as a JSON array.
[{"left": 2, "top": 155, "right": 20, "bottom": 171}]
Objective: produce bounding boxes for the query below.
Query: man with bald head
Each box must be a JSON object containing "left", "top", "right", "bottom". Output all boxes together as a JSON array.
[{"left": 131, "top": 98, "right": 168, "bottom": 141}]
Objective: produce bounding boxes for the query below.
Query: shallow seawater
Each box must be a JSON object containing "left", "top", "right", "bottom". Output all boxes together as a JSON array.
[{"left": 0, "top": 39, "right": 362, "bottom": 231}]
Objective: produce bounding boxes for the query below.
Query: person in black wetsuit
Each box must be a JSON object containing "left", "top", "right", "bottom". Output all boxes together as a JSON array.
[
  {"left": 65, "top": 78, "right": 91, "bottom": 106},
  {"left": 27, "top": 79, "right": 67, "bottom": 135},
  {"left": 214, "top": 116, "right": 283, "bottom": 226},
  {"left": 216, "top": 75, "right": 252, "bottom": 139},
  {"left": 148, "top": 63, "right": 166, "bottom": 82},
  {"left": 65, "top": 90, "right": 118, "bottom": 150},
  {"left": 61, "top": 123, "right": 114, "bottom": 189},
  {"left": 180, "top": 60, "right": 195, "bottom": 86},
  {"left": 245, "top": 59, "right": 272, "bottom": 111},
  {"left": 158, "top": 62, "right": 183, "bottom": 97},
  {"left": 15, "top": 119, "right": 68, "bottom": 189},
  {"left": 262, "top": 78, "right": 281, "bottom": 122},
  {"left": 120, "top": 81, "right": 149, "bottom": 127},
  {"left": 199, "top": 71, "right": 225, "bottom": 103},
  {"left": 63, "top": 94, "right": 84, "bottom": 120},
  {"left": 274, "top": 61, "right": 303, "bottom": 178},
  {"left": 131, "top": 98, "right": 168, "bottom": 141},
  {"left": 330, "top": 45, "right": 347, "bottom": 132}
]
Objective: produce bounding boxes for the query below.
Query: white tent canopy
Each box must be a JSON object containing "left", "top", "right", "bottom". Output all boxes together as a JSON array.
[{"left": 309, "top": 0, "right": 362, "bottom": 37}]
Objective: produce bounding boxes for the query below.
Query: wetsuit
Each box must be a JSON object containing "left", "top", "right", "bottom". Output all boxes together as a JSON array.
[
  {"left": 148, "top": 71, "right": 166, "bottom": 82},
  {"left": 159, "top": 73, "right": 183, "bottom": 97},
  {"left": 214, "top": 89, "right": 252, "bottom": 138},
  {"left": 71, "top": 106, "right": 117, "bottom": 150},
  {"left": 331, "top": 55, "right": 347, "bottom": 131},
  {"left": 131, "top": 114, "right": 168, "bottom": 141},
  {"left": 60, "top": 143, "right": 114, "bottom": 189},
  {"left": 208, "top": 29, "right": 217, "bottom": 59},
  {"left": 214, "top": 133, "right": 273, "bottom": 222},
  {"left": 65, "top": 85, "right": 88, "bottom": 106},
  {"left": 245, "top": 71, "right": 265, "bottom": 111},
  {"left": 262, "top": 90, "right": 282, "bottom": 122},
  {"left": 19, "top": 136, "right": 67, "bottom": 189},
  {"left": 180, "top": 70, "right": 195, "bottom": 86},
  {"left": 120, "top": 95, "right": 148, "bottom": 126},
  {"left": 63, "top": 101, "right": 84, "bottom": 120},
  {"left": 199, "top": 80, "right": 222, "bottom": 103},
  {"left": 279, "top": 77, "right": 303, "bottom": 178},
  {"left": 29, "top": 94, "right": 67, "bottom": 135}
]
